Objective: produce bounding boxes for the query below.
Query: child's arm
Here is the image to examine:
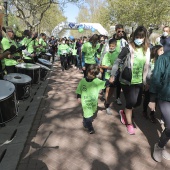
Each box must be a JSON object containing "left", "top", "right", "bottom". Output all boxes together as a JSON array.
[{"left": 77, "top": 94, "right": 81, "bottom": 103}]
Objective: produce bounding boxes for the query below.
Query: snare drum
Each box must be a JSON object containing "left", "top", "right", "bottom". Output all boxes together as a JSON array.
[
  {"left": 15, "top": 63, "right": 40, "bottom": 84},
  {"left": 38, "top": 58, "right": 52, "bottom": 69},
  {"left": 4, "top": 73, "right": 32, "bottom": 100},
  {"left": 45, "top": 52, "right": 52, "bottom": 61},
  {"left": 36, "top": 63, "right": 50, "bottom": 80},
  {"left": 0, "top": 80, "right": 18, "bottom": 124},
  {"left": 41, "top": 53, "right": 51, "bottom": 61}
]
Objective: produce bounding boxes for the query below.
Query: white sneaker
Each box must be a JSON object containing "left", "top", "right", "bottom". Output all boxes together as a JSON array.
[
  {"left": 116, "top": 98, "right": 122, "bottom": 105},
  {"left": 162, "top": 148, "right": 170, "bottom": 160},
  {"left": 106, "top": 107, "right": 113, "bottom": 115},
  {"left": 160, "top": 119, "right": 164, "bottom": 124}
]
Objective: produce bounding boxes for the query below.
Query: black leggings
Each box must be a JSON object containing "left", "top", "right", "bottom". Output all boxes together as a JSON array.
[
  {"left": 158, "top": 100, "right": 170, "bottom": 148},
  {"left": 121, "top": 84, "right": 143, "bottom": 109}
]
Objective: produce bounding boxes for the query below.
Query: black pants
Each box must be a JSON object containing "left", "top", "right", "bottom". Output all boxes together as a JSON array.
[
  {"left": 72, "top": 55, "right": 77, "bottom": 66},
  {"left": 83, "top": 116, "right": 94, "bottom": 132},
  {"left": 121, "top": 83, "right": 143, "bottom": 109},
  {"left": 143, "top": 90, "right": 150, "bottom": 112},
  {"left": 60, "top": 55, "right": 68, "bottom": 69}
]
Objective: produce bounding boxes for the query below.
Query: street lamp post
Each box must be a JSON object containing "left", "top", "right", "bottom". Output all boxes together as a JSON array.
[{"left": 3, "top": 0, "right": 8, "bottom": 26}]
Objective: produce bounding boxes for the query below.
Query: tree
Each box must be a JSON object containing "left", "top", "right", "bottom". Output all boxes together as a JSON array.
[
  {"left": 76, "top": 0, "right": 110, "bottom": 32},
  {"left": 107, "top": 0, "right": 170, "bottom": 28},
  {"left": 39, "top": 4, "right": 66, "bottom": 35},
  {"left": 9, "top": 0, "right": 84, "bottom": 31}
]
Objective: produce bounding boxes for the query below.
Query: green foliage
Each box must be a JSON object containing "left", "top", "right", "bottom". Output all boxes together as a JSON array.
[
  {"left": 8, "top": 14, "right": 24, "bottom": 37},
  {"left": 107, "top": 0, "right": 170, "bottom": 27},
  {"left": 39, "top": 4, "right": 66, "bottom": 35},
  {"left": 76, "top": 0, "right": 110, "bottom": 31}
]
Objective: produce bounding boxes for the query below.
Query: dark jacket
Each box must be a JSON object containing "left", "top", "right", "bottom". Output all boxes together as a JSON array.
[
  {"left": 160, "top": 36, "right": 170, "bottom": 53},
  {"left": 150, "top": 51, "right": 170, "bottom": 102}
]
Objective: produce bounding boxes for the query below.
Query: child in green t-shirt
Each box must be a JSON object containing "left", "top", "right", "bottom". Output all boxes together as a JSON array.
[
  {"left": 101, "top": 39, "right": 118, "bottom": 115},
  {"left": 76, "top": 64, "right": 105, "bottom": 134}
]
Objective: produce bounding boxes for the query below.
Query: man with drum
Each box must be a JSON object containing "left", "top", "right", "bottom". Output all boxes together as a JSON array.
[
  {"left": 21, "top": 30, "right": 35, "bottom": 63},
  {"left": 39, "top": 33, "right": 47, "bottom": 54},
  {"left": 1, "top": 27, "right": 20, "bottom": 74},
  {"left": 21, "top": 30, "right": 39, "bottom": 63},
  {"left": 0, "top": 46, "right": 13, "bottom": 79}
]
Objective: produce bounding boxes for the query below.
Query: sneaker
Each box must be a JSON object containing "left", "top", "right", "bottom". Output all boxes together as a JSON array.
[
  {"left": 153, "top": 143, "right": 163, "bottom": 162},
  {"left": 106, "top": 107, "right": 113, "bottom": 115},
  {"left": 160, "top": 119, "right": 164, "bottom": 124},
  {"left": 116, "top": 98, "right": 122, "bottom": 105},
  {"left": 119, "top": 110, "right": 127, "bottom": 125},
  {"left": 126, "top": 124, "right": 135, "bottom": 135},
  {"left": 89, "top": 130, "right": 95, "bottom": 134},
  {"left": 162, "top": 148, "right": 170, "bottom": 160},
  {"left": 150, "top": 114, "right": 156, "bottom": 123}
]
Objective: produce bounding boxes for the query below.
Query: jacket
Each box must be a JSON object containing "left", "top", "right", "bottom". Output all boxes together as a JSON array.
[{"left": 150, "top": 51, "right": 170, "bottom": 102}]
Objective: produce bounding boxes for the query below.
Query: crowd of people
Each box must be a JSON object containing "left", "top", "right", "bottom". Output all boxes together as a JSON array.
[
  {"left": 75, "top": 24, "right": 170, "bottom": 163},
  {"left": 0, "top": 24, "right": 170, "bottom": 163}
]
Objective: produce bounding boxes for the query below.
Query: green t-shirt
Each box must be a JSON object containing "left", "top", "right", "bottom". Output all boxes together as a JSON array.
[
  {"left": 39, "top": 38, "right": 47, "bottom": 53},
  {"left": 102, "top": 51, "right": 118, "bottom": 79},
  {"left": 21, "top": 37, "right": 32, "bottom": 60},
  {"left": 131, "top": 48, "right": 146, "bottom": 84},
  {"left": 76, "top": 78, "right": 105, "bottom": 118},
  {"left": 82, "top": 42, "right": 99, "bottom": 64},
  {"left": 0, "top": 45, "right": 5, "bottom": 70},
  {"left": 27, "top": 40, "right": 35, "bottom": 54},
  {"left": 72, "top": 43, "right": 77, "bottom": 55},
  {"left": 1, "top": 37, "right": 18, "bottom": 66},
  {"left": 115, "top": 40, "right": 121, "bottom": 57},
  {"left": 58, "top": 44, "right": 70, "bottom": 55}
]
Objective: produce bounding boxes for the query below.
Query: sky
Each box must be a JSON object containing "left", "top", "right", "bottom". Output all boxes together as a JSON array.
[
  {"left": 63, "top": 3, "right": 79, "bottom": 23},
  {"left": 62, "top": 3, "right": 79, "bottom": 36}
]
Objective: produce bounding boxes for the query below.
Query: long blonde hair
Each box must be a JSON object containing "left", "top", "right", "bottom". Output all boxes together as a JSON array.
[{"left": 149, "top": 32, "right": 160, "bottom": 46}]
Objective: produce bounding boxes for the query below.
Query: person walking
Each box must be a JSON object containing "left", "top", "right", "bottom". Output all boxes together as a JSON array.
[
  {"left": 148, "top": 49, "right": 170, "bottom": 162},
  {"left": 110, "top": 26, "right": 150, "bottom": 135}
]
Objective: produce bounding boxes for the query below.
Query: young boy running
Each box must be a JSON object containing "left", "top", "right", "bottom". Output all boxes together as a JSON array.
[
  {"left": 76, "top": 64, "right": 105, "bottom": 134},
  {"left": 101, "top": 39, "right": 118, "bottom": 115}
]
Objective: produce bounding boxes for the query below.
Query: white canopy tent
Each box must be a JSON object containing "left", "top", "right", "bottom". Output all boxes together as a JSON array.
[{"left": 51, "top": 22, "right": 108, "bottom": 37}]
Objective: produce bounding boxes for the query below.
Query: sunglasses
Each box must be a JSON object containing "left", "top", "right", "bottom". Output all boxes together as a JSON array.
[{"left": 117, "top": 30, "right": 124, "bottom": 33}]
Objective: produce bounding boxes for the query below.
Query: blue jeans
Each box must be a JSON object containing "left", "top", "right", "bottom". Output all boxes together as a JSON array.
[{"left": 76, "top": 55, "right": 81, "bottom": 69}]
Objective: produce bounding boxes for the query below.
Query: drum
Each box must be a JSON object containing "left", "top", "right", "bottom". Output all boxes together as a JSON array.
[
  {"left": 4, "top": 73, "right": 32, "bottom": 100},
  {"left": 45, "top": 52, "right": 52, "bottom": 61},
  {"left": 41, "top": 53, "right": 51, "bottom": 61},
  {"left": 38, "top": 58, "right": 52, "bottom": 69},
  {"left": 15, "top": 63, "right": 40, "bottom": 84},
  {"left": 0, "top": 80, "right": 18, "bottom": 124},
  {"left": 36, "top": 63, "right": 50, "bottom": 81}
]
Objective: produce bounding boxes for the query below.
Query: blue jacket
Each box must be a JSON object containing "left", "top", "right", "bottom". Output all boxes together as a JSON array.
[{"left": 150, "top": 51, "right": 170, "bottom": 102}]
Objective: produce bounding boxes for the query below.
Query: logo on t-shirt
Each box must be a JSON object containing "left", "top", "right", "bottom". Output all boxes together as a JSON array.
[{"left": 82, "top": 85, "right": 87, "bottom": 91}]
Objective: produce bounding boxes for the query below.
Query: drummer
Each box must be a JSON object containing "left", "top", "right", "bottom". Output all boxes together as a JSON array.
[
  {"left": 1, "top": 27, "right": 20, "bottom": 74},
  {"left": 39, "top": 33, "right": 47, "bottom": 54},
  {"left": 21, "top": 30, "right": 35, "bottom": 63},
  {"left": 0, "top": 43, "right": 13, "bottom": 79}
]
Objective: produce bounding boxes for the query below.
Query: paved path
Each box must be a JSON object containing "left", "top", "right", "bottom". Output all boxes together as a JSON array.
[{"left": 9, "top": 62, "right": 170, "bottom": 170}]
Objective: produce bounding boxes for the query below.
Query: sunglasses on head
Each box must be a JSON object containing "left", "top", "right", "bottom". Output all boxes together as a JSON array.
[{"left": 117, "top": 30, "right": 124, "bottom": 33}]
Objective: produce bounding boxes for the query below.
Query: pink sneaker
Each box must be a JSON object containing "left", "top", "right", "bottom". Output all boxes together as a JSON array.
[
  {"left": 126, "top": 124, "right": 135, "bottom": 135},
  {"left": 119, "top": 110, "right": 127, "bottom": 125}
]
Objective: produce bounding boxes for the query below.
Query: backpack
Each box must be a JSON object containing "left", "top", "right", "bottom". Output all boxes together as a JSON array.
[{"left": 119, "top": 46, "right": 132, "bottom": 85}]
